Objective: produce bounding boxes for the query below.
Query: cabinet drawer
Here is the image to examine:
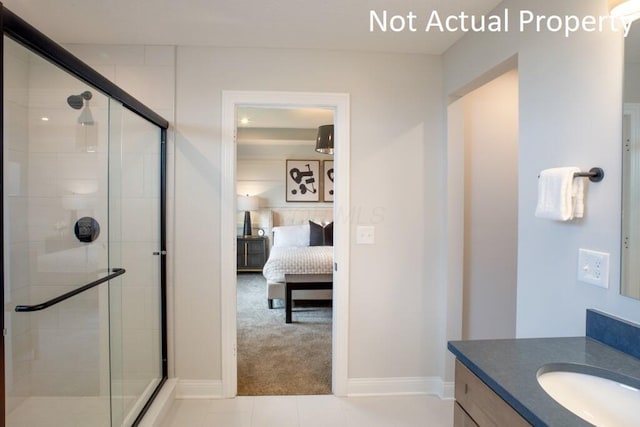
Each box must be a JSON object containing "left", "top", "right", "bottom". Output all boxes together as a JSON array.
[
  {"left": 454, "top": 402, "right": 478, "bottom": 427},
  {"left": 455, "top": 360, "right": 530, "bottom": 427},
  {"left": 245, "top": 240, "right": 265, "bottom": 254},
  {"left": 237, "top": 237, "right": 267, "bottom": 270}
]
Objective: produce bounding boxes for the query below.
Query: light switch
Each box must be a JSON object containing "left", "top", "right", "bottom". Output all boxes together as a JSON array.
[{"left": 356, "top": 226, "right": 375, "bottom": 245}]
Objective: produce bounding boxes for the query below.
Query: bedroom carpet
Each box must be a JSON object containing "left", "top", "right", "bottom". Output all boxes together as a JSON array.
[{"left": 237, "top": 273, "right": 332, "bottom": 396}]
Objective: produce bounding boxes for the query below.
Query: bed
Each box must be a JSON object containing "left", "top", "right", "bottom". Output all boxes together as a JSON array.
[{"left": 262, "top": 208, "right": 334, "bottom": 308}]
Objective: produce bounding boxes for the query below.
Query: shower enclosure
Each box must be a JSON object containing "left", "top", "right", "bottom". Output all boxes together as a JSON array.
[{"left": 2, "top": 7, "right": 168, "bottom": 427}]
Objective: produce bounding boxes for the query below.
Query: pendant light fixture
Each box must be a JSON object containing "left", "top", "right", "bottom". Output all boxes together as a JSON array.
[
  {"left": 609, "top": 0, "right": 640, "bottom": 22},
  {"left": 315, "top": 124, "right": 334, "bottom": 155}
]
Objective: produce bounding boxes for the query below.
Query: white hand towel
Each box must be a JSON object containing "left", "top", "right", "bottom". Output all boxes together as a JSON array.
[
  {"left": 535, "top": 167, "right": 583, "bottom": 221},
  {"left": 572, "top": 174, "right": 584, "bottom": 219}
]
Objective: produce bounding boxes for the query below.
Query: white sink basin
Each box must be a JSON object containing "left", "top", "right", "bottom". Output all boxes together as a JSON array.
[{"left": 537, "top": 366, "right": 640, "bottom": 427}]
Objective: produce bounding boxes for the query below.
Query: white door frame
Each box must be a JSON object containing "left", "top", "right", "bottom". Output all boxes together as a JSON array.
[{"left": 220, "top": 90, "right": 351, "bottom": 397}]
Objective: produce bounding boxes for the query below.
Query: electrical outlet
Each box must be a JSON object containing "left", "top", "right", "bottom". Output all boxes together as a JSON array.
[
  {"left": 577, "top": 249, "right": 610, "bottom": 288},
  {"left": 356, "top": 226, "right": 375, "bottom": 245}
]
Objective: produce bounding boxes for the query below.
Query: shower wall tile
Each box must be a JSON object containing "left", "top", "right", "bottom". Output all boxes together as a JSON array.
[
  {"left": 28, "top": 110, "right": 76, "bottom": 153},
  {"left": 29, "top": 88, "right": 104, "bottom": 110},
  {"left": 29, "top": 323, "right": 103, "bottom": 396},
  {"left": 121, "top": 122, "right": 160, "bottom": 154},
  {"left": 28, "top": 153, "right": 58, "bottom": 197},
  {"left": 5, "top": 39, "right": 33, "bottom": 404},
  {"left": 8, "top": 242, "right": 30, "bottom": 291},
  {"left": 30, "top": 372, "right": 101, "bottom": 396},
  {"left": 29, "top": 298, "right": 60, "bottom": 331},
  {"left": 4, "top": 36, "right": 29, "bottom": 62},
  {"left": 9, "top": 329, "right": 33, "bottom": 396},
  {"left": 27, "top": 197, "right": 69, "bottom": 242},
  {"left": 58, "top": 303, "right": 100, "bottom": 331},
  {"left": 28, "top": 82, "right": 90, "bottom": 110},
  {"left": 28, "top": 59, "right": 93, "bottom": 98},
  {"left": 66, "top": 44, "right": 174, "bottom": 67},
  {"left": 145, "top": 46, "right": 175, "bottom": 66},
  {"left": 8, "top": 197, "right": 28, "bottom": 243},
  {"left": 121, "top": 242, "right": 157, "bottom": 287},
  {"left": 4, "top": 49, "right": 29, "bottom": 105},
  {"left": 122, "top": 153, "right": 145, "bottom": 197},
  {"left": 145, "top": 153, "right": 161, "bottom": 197},
  {"left": 116, "top": 65, "right": 175, "bottom": 111},
  {"left": 9, "top": 299, "right": 30, "bottom": 338},
  {"left": 65, "top": 44, "right": 147, "bottom": 66},
  {"left": 11, "top": 326, "right": 33, "bottom": 366},
  {"left": 122, "top": 327, "right": 157, "bottom": 376},
  {"left": 57, "top": 152, "right": 102, "bottom": 179},
  {"left": 122, "top": 285, "right": 147, "bottom": 326},
  {"left": 91, "top": 64, "right": 116, "bottom": 82},
  {"left": 4, "top": 102, "right": 29, "bottom": 151},
  {"left": 121, "top": 198, "right": 156, "bottom": 242}
]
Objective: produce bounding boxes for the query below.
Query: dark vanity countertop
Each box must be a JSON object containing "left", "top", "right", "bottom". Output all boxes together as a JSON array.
[{"left": 448, "top": 337, "right": 640, "bottom": 427}]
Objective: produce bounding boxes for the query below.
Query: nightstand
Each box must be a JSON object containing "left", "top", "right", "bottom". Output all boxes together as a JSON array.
[{"left": 237, "top": 236, "right": 268, "bottom": 272}]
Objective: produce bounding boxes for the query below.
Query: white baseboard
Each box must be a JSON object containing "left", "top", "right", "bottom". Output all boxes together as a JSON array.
[
  {"left": 171, "top": 377, "right": 453, "bottom": 400},
  {"left": 346, "top": 377, "right": 448, "bottom": 397},
  {"left": 139, "top": 378, "right": 178, "bottom": 427},
  {"left": 176, "top": 379, "right": 224, "bottom": 399},
  {"left": 440, "top": 381, "right": 455, "bottom": 400}
]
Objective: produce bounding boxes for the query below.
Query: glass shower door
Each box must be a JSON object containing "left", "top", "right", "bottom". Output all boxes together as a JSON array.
[
  {"left": 4, "top": 33, "right": 165, "bottom": 426},
  {"left": 108, "top": 101, "right": 163, "bottom": 426},
  {"left": 3, "top": 36, "right": 113, "bottom": 426}
]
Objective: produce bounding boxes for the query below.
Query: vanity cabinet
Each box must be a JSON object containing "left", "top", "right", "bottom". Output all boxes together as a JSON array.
[
  {"left": 454, "top": 360, "right": 530, "bottom": 427},
  {"left": 237, "top": 236, "right": 267, "bottom": 272}
]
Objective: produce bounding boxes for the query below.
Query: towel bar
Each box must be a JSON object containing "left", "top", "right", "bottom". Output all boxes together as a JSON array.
[
  {"left": 573, "top": 167, "right": 604, "bottom": 183},
  {"left": 537, "top": 167, "right": 604, "bottom": 183}
]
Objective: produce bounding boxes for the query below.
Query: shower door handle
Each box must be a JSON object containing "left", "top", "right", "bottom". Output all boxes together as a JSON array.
[
  {"left": 14, "top": 268, "right": 126, "bottom": 312},
  {"left": 153, "top": 251, "right": 167, "bottom": 256}
]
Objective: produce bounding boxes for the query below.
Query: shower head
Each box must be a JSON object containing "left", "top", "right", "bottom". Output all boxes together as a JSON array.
[
  {"left": 78, "top": 105, "right": 94, "bottom": 126},
  {"left": 67, "top": 91, "right": 92, "bottom": 110},
  {"left": 67, "top": 91, "right": 94, "bottom": 126}
]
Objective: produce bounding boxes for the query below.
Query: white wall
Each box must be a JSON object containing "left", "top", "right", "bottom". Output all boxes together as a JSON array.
[
  {"left": 459, "top": 70, "right": 519, "bottom": 340},
  {"left": 237, "top": 142, "right": 333, "bottom": 208},
  {"left": 444, "top": 0, "right": 640, "bottom": 341},
  {"left": 174, "top": 47, "right": 444, "bottom": 385}
]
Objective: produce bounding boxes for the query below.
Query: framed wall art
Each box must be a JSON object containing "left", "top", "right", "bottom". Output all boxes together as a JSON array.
[
  {"left": 286, "top": 160, "right": 320, "bottom": 202},
  {"left": 323, "top": 160, "right": 334, "bottom": 202}
]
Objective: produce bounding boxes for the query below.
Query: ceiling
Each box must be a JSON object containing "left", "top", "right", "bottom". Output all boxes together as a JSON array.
[
  {"left": 236, "top": 107, "right": 333, "bottom": 149},
  {"left": 237, "top": 107, "right": 333, "bottom": 129},
  {"left": 2, "top": 0, "right": 503, "bottom": 55}
]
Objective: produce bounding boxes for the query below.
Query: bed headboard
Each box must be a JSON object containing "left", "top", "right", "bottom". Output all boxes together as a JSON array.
[{"left": 271, "top": 208, "right": 333, "bottom": 227}]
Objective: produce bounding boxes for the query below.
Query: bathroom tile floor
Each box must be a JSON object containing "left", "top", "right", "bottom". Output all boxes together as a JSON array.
[{"left": 160, "top": 394, "right": 453, "bottom": 427}]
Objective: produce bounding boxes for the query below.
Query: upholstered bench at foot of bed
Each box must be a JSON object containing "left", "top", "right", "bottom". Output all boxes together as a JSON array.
[{"left": 267, "top": 281, "right": 332, "bottom": 309}]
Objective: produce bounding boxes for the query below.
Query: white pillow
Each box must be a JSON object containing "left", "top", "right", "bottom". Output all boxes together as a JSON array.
[{"left": 272, "top": 224, "right": 310, "bottom": 247}]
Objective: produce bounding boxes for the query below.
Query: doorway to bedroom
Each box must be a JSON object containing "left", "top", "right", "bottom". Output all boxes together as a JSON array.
[
  {"left": 235, "top": 106, "right": 335, "bottom": 395},
  {"left": 221, "top": 91, "right": 350, "bottom": 397}
]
